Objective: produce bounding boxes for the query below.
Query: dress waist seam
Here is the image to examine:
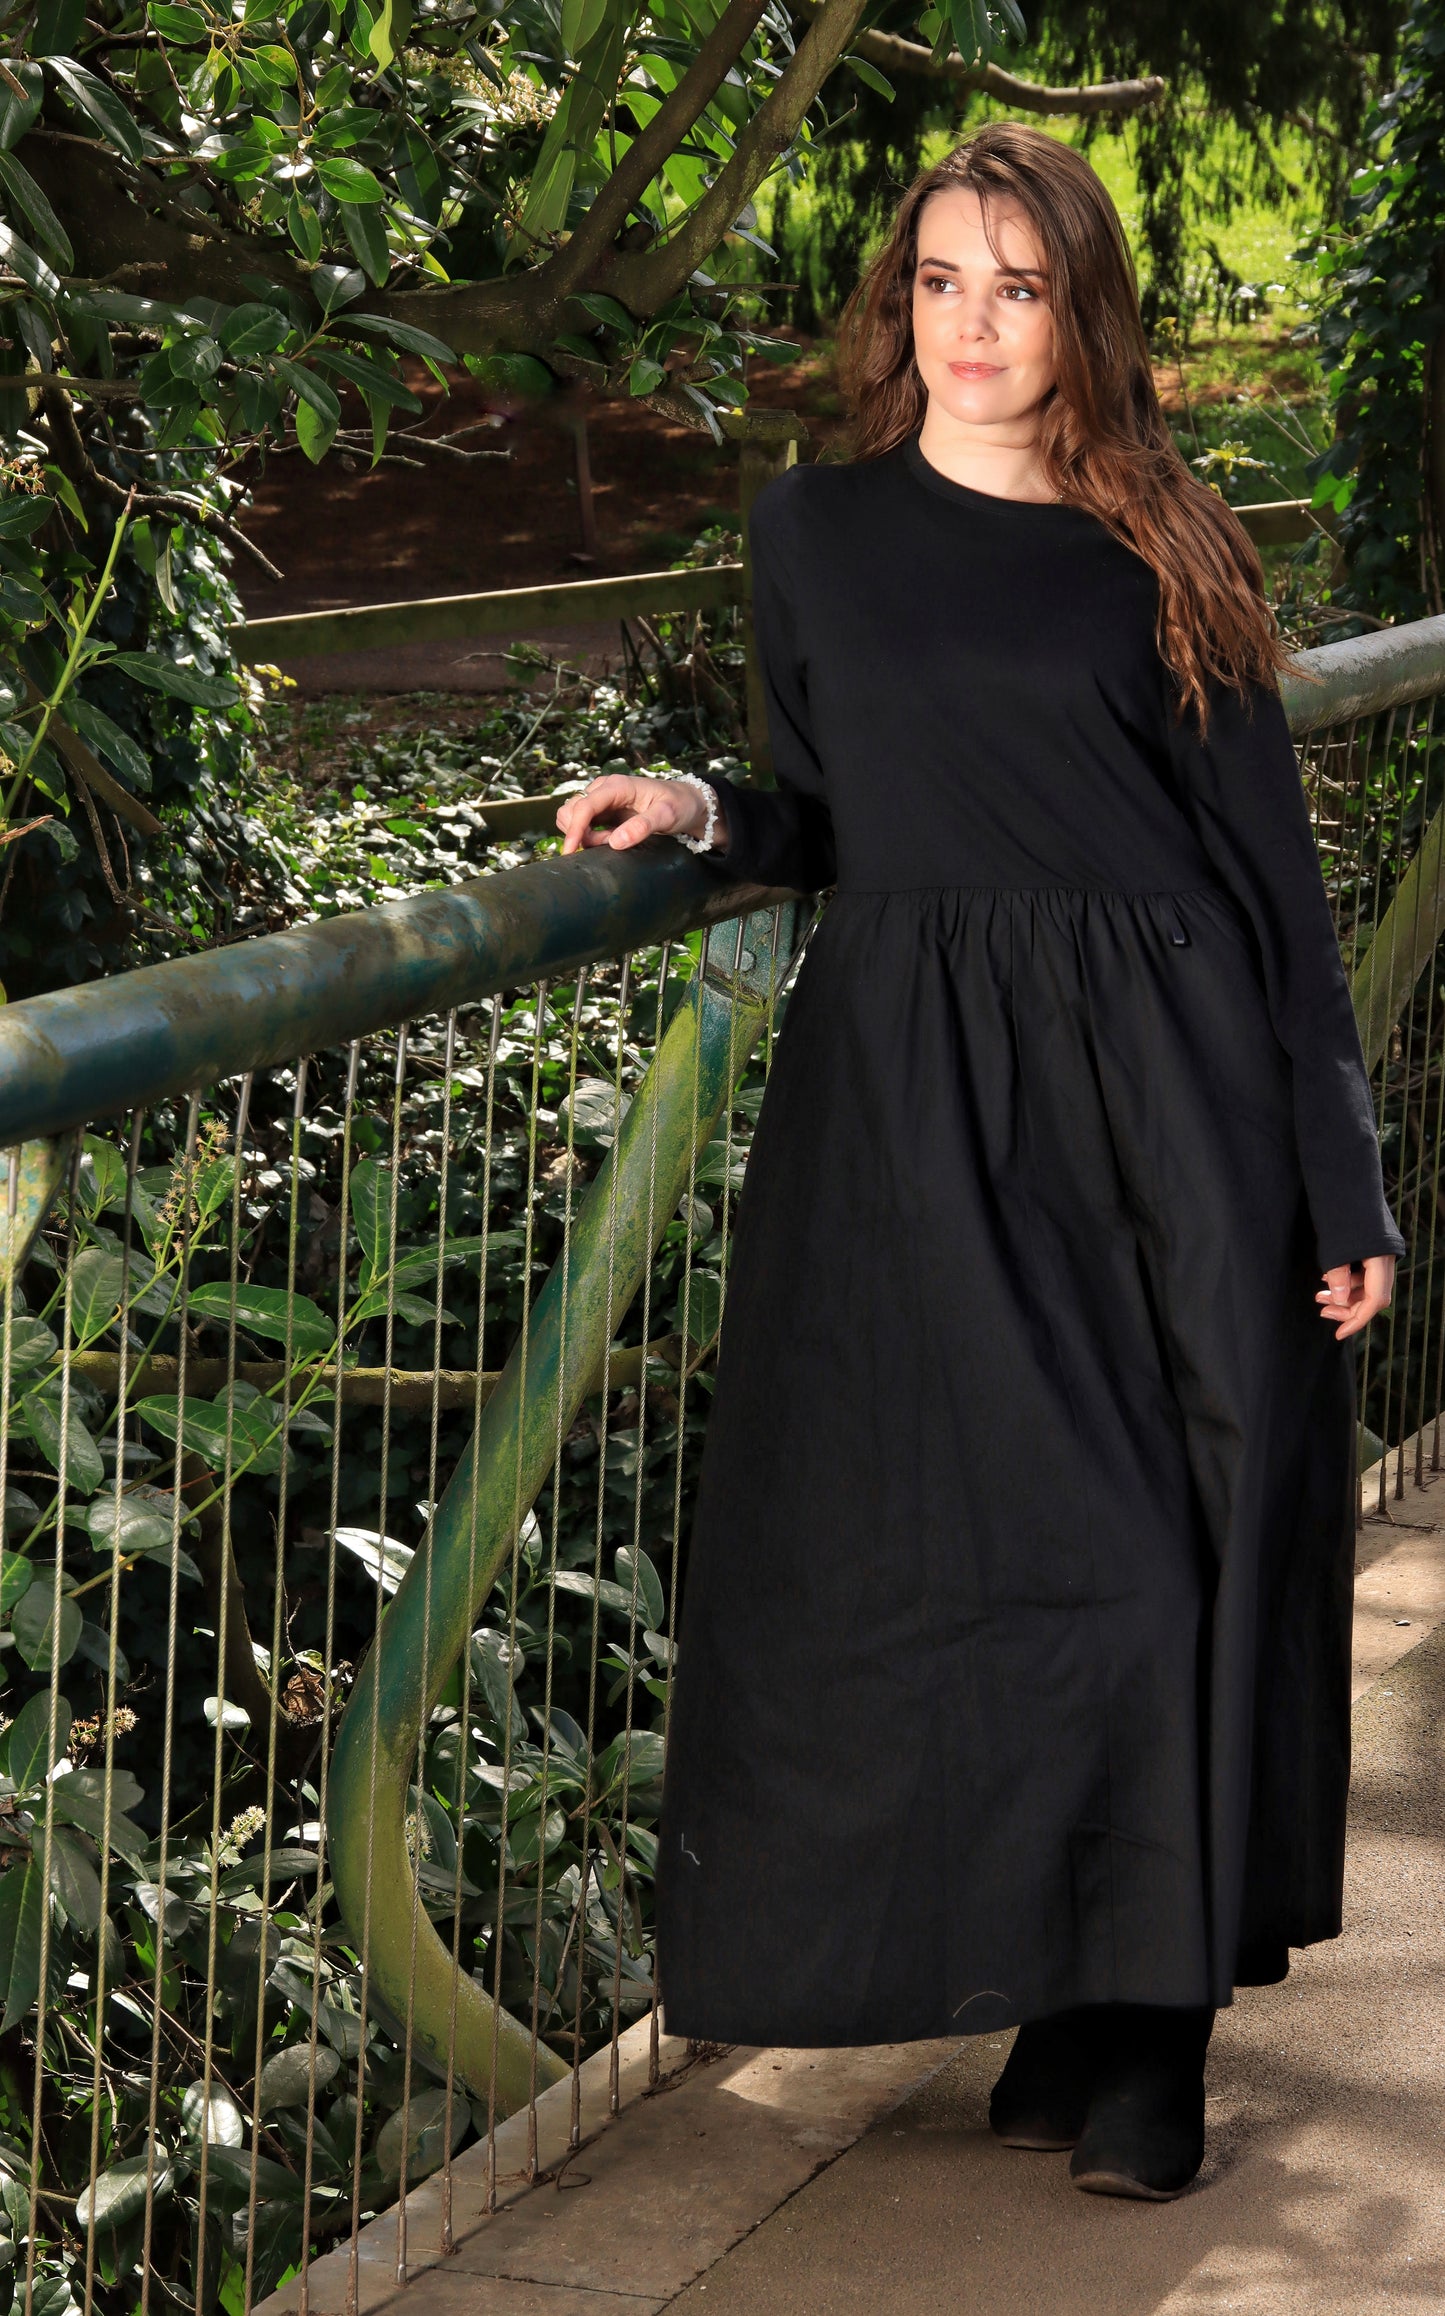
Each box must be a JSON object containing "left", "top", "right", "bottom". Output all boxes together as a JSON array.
[{"left": 831, "top": 882, "right": 1228, "bottom": 900}]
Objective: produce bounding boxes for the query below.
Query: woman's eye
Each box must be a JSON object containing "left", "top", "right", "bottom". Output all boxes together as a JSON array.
[{"left": 919, "top": 273, "right": 957, "bottom": 293}]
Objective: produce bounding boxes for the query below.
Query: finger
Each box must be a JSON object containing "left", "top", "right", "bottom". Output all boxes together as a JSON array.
[
  {"left": 605, "top": 812, "right": 657, "bottom": 850},
  {"left": 556, "top": 778, "right": 631, "bottom": 855}
]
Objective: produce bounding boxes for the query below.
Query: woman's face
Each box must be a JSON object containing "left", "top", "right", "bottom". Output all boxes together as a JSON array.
[{"left": 910, "top": 186, "right": 1056, "bottom": 432}]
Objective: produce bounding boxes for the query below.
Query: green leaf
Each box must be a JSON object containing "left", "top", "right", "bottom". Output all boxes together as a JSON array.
[
  {"left": 946, "top": 0, "right": 995, "bottom": 65},
  {"left": 294, "top": 393, "right": 337, "bottom": 463},
  {"left": 286, "top": 193, "right": 322, "bottom": 264},
  {"left": 844, "top": 54, "right": 895, "bottom": 99},
  {"left": 312, "top": 343, "right": 420, "bottom": 410},
  {"left": 258, "top": 2041, "right": 339, "bottom": 2111},
  {"left": 0, "top": 61, "right": 43, "bottom": 151},
  {"left": 45, "top": 57, "right": 147, "bottom": 164},
  {"left": 149, "top": 3, "right": 209, "bottom": 38},
  {"left": 0, "top": 222, "right": 58, "bottom": 300},
  {"left": 0, "top": 1858, "right": 44, "bottom": 2032},
  {"left": 78, "top": 1134, "right": 128, "bottom": 1216},
  {"left": 137, "top": 1392, "right": 281, "bottom": 1474},
  {"left": 23, "top": 1394, "right": 104, "bottom": 1495},
  {"left": 5, "top": 1315, "right": 57, "bottom": 1372},
  {"left": 676, "top": 1266, "right": 722, "bottom": 1349},
  {"left": 181, "top": 2080, "right": 245, "bottom": 2144},
  {"left": 367, "top": 0, "right": 396, "bottom": 68},
  {"left": 350, "top": 1155, "right": 394, "bottom": 1272},
  {"left": 373, "top": 2086, "right": 465, "bottom": 2184},
  {"left": 47, "top": 1765, "right": 148, "bottom": 1857},
  {"left": 315, "top": 155, "right": 386, "bottom": 205},
  {"left": 0, "top": 498, "right": 51, "bottom": 545},
  {"left": 339, "top": 199, "right": 390, "bottom": 287},
  {"left": 0, "top": 1551, "right": 34, "bottom": 1615},
  {"left": 64, "top": 701, "right": 151, "bottom": 792},
  {"left": 30, "top": 0, "right": 84, "bottom": 56},
  {"left": 103, "top": 651, "right": 241, "bottom": 707},
  {"left": 0, "top": 149, "right": 74, "bottom": 271},
  {"left": 561, "top": 0, "right": 607, "bottom": 51},
  {"left": 615, "top": 1543, "right": 665, "bottom": 1633},
  {"left": 86, "top": 1494, "right": 172, "bottom": 1558},
  {"left": 346, "top": 314, "right": 456, "bottom": 364},
  {"left": 47, "top": 1825, "right": 101, "bottom": 1935},
  {"left": 628, "top": 355, "right": 666, "bottom": 396},
  {"left": 2, "top": 1690, "right": 70, "bottom": 1794},
  {"left": 186, "top": 1281, "right": 334, "bottom": 1356},
  {"left": 333, "top": 1524, "right": 412, "bottom": 1595},
  {"left": 75, "top": 2152, "right": 173, "bottom": 2232},
  {"left": 572, "top": 290, "right": 634, "bottom": 333},
  {"left": 273, "top": 358, "right": 342, "bottom": 426},
  {"left": 66, "top": 1248, "right": 125, "bottom": 1345},
  {"left": 219, "top": 301, "right": 291, "bottom": 359},
  {"left": 11, "top": 1581, "right": 83, "bottom": 1673}
]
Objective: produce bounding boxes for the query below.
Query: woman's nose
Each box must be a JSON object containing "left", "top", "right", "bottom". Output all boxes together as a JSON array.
[{"left": 954, "top": 298, "right": 998, "bottom": 344}]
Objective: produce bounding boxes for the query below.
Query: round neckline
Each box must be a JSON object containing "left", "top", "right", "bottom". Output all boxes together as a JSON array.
[{"left": 901, "top": 431, "right": 1079, "bottom": 514}]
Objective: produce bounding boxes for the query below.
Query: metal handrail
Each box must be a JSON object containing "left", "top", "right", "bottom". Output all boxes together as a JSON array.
[
  {"left": 0, "top": 847, "right": 784, "bottom": 1148},
  {"left": 0, "top": 615, "right": 1442, "bottom": 1153}
]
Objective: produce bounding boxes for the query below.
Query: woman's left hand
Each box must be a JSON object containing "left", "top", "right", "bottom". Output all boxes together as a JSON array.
[{"left": 1316, "top": 1255, "right": 1395, "bottom": 1341}]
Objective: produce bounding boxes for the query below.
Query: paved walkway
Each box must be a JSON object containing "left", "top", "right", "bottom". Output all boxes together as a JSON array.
[{"left": 269, "top": 1442, "right": 1445, "bottom": 2316}]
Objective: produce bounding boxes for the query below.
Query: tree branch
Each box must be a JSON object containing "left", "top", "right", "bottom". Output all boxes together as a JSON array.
[
  {"left": 605, "top": 0, "right": 874, "bottom": 315},
  {"left": 836, "top": 21, "right": 1166, "bottom": 113},
  {"left": 542, "top": 0, "right": 773, "bottom": 298}
]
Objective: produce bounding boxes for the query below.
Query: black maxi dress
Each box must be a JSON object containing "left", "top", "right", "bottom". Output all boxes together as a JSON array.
[{"left": 654, "top": 434, "right": 1407, "bottom": 2048}]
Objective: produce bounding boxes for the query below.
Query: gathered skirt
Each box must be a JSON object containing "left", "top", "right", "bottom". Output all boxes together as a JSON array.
[{"left": 654, "top": 884, "right": 1357, "bottom": 2046}]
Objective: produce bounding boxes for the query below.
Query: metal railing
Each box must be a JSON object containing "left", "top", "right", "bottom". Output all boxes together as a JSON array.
[{"left": 0, "top": 612, "right": 1442, "bottom": 2316}]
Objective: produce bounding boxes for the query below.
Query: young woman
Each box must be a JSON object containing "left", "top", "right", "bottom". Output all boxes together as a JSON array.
[{"left": 555, "top": 124, "right": 1404, "bottom": 2203}]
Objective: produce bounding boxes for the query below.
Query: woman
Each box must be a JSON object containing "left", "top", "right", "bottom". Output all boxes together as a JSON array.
[{"left": 556, "top": 125, "right": 1404, "bottom": 2203}]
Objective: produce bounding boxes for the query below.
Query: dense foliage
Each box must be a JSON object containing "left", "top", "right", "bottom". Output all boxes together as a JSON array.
[{"left": 1307, "top": 0, "right": 1445, "bottom": 616}]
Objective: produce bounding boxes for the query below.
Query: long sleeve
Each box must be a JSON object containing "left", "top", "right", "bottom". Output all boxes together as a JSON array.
[
  {"left": 694, "top": 475, "right": 837, "bottom": 893},
  {"left": 1166, "top": 676, "right": 1407, "bottom": 1272}
]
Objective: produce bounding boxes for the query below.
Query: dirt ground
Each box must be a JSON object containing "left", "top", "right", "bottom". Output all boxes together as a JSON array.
[{"left": 231, "top": 341, "right": 845, "bottom": 626}]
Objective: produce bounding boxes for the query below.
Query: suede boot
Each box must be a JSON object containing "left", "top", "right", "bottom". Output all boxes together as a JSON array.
[
  {"left": 988, "top": 2008, "right": 1104, "bottom": 2151},
  {"left": 1069, "top": 2003, "right": 1215, "bottom": 2200}
]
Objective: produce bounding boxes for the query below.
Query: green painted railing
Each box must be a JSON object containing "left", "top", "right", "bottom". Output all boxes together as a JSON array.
[{"left": 2, "top": 606, "right": 1445, "bottom": 2315}]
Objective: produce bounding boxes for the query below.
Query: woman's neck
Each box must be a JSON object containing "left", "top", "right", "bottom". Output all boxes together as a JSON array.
[{"left": 916, "top": 405, "right": 1056, "bottom": 504}]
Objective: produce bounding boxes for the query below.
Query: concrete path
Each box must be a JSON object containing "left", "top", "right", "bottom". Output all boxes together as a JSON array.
[{"left": 270, "top": 1442, "right": 1445, "bottom": 2316}]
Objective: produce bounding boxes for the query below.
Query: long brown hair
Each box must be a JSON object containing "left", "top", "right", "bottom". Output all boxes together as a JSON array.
[{"left": 836, "top": 123, "right": 1290, "bottom": 729}]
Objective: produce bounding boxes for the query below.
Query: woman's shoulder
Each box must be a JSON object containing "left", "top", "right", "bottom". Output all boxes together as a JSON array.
[{"left": 749, "top": 450, "right": 903, "bottom": 561}]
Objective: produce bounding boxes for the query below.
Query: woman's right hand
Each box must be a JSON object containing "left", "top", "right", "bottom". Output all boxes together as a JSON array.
[{"left": 555, "top": 773, "right": 726, "bottom": 856}]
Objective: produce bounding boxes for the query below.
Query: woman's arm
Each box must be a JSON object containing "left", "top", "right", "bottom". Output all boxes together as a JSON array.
[
  {"left": 1167, "top": 675, "right": 1408, "bottom": 1280},
  {"left": 556, "top": 475, "right": 837, "bottom": 893}
]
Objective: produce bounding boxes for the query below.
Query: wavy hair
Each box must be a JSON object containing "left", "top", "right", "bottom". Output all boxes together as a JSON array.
[{"left": 836, "top": 124, "right": 1291, "bottom": 730}]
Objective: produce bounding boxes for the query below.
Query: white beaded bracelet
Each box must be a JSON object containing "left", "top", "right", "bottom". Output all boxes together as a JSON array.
[{"left": 661, "top": 769, "right": 722, "bottom": 855}]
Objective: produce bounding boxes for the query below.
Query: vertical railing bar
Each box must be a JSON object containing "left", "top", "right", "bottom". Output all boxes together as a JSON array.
[
  {"left": 1370, "top": 699, "right": 1417, "bottom": 1519},
  {"left": 81, "top": 1109, "right": 143, "bottom": 2316},
  {"left": 1389, "top": 703, "right": 1427, "bottom": 1499},
  {"left": 654, "top": 931, "right": 711, "bottom": 2087},
  {"left": 23, "top": 1136, "right": 82, "bottom": 2315},
  {"left": 526, "top": 966, "right": 587, "bottom": 2131},
  {"left": 607, "top": 943, "right": 670, "bottom": 2115},
  {"left": 445, "top": 996, "right": 501, "bottom": 2246},
  {"left": 140, "top": 1091, "right": 200, "bottom": 2315},
  {"left": 567, "top": 953, "right": 632, "bottom": 2151},
  {"left": 196, "top": 1071, "right": 253, "bottom": 2289},
  {"left": 347, "top": 1026, "right": 408, "bottom": 2305},
  {"left": 1350, "top": 713, "right": 1388, "bottom": 1523},
  {"left": 395, "top": 1010, "right": 459, "bottom": 2286},
  {"left": 1401, "top": 694, "right": 1445, "bottom": 1485},
  {"left": 487, "top": 982, "right": 548, "bottom": 2186},
  {"left": 299, "top": 1038, "right": 360, "bottom": 2316},
  {"left": 242, "top": 1056, "right": 310, "bottom": 2314}
]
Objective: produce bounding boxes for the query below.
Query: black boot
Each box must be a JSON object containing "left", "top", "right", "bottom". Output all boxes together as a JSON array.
[
  {"left": 1069, "top": 2004, "right": 1215, "bottom": 2200},
  {"left": 988, "top": 2008, "right": 1103, "bottom": 2151}
]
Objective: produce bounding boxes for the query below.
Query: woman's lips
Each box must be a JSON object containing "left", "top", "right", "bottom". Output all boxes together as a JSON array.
[{"left": 949, "top": 361, "right": 1003, "bottom": 378}]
